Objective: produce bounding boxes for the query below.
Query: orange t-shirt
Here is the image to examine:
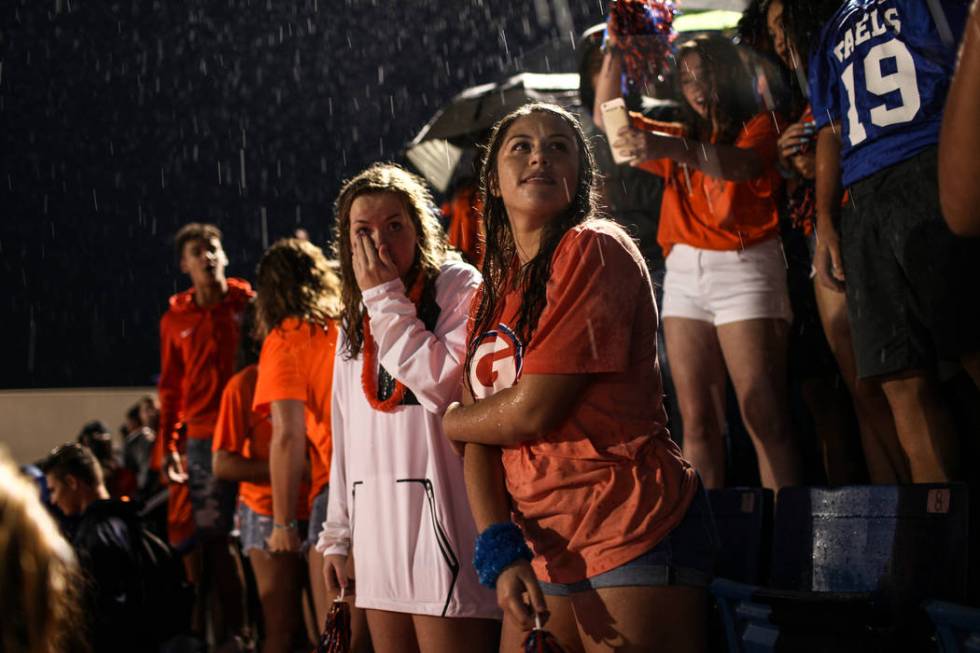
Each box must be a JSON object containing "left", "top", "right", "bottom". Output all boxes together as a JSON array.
[
  {"left": 212, "top": 365, "right": 311, "bottom": 518},
  {"left": 632, "top": 112, "right": 783, "bottom": 256},
  {"left": 468, "top": 220, "right": 697, "bottom": 584},
  {"left": 442, "top": 183, "right": 484, "bottom": 267},
  {"left": 253, "top": 317, "right": 338, "bottom": 500}
]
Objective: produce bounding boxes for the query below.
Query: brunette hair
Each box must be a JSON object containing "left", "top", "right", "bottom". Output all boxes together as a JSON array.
[
  {"left": 331, "top": 162, "right": 453, "bottom": 358},
  {"left": 782, "top": 0, "right": 840, "bottom": 73},
  {"left": 255, "top": 238, "right": 341, "bottom": 337},
  {"left": 39, "top": 442, "right": 104, "bottom": 489},
  {"left": 464, "top": 103, "right": 601, "bottom": 388},
  {"left": 174, "top": 222, "right": 222, "bottom": 261},
  {"left": 675, "top": 35, "right": 760, "bottom": 144},
  {"left": 1, "top": 450, "right": 86, "bottom": 653}
]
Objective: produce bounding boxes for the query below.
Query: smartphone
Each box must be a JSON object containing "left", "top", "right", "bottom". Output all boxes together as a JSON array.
[{"left": 600, "top": 98, "right": 636, "bottom": 164}]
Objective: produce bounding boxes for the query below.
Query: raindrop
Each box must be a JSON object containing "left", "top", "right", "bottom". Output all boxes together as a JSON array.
[{"left": 92, "top": 188, "right": 99, "bottom": 211}]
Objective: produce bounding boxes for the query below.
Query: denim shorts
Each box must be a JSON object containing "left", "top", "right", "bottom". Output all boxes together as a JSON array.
[
  {"left": 186, "top": 438, "right": 238, "bottom": 538},
  {"left": 306, "top": 486, "right": 328, "bottom": 549},
  {"left": 237, "top": 502, "right": 310, "bottom": 555},
  {"left": 538, "top": 479, "right": 718, "bottom": 596}
]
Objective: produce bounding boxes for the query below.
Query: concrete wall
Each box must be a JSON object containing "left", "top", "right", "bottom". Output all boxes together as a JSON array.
[{"left": 0, "top": 387, "right": 156, "bottom": 465}]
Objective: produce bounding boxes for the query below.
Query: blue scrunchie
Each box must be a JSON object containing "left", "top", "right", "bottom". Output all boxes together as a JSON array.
[{"left": 473, "top": 522, "right": 533, "bottom": 589}]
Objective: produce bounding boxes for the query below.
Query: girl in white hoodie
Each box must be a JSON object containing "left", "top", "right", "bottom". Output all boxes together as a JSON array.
[{"left": 316, "top": 163, "right": 500, "bottom": 653}]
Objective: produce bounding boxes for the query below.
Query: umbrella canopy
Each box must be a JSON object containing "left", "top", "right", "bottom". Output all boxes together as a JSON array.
[{"left": 406, "top": 72, "right": 581, "bottom": 192}]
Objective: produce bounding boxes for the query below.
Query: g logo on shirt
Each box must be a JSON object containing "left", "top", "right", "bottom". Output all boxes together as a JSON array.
[{"left": 469, "top": 323, "right": 523, "bottom": 400}]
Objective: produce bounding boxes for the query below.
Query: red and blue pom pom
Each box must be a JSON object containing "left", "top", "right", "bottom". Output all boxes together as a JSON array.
[{"left": 607, "top": 0, "right": 679, "bottom": 91}]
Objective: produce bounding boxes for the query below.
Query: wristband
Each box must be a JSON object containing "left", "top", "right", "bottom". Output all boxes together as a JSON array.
[
  {"left": 272, "top": 520, "right": 298, "bottom": 531},
  {"left": 473, "top": 522, "right": 533, "bottom": 589}
]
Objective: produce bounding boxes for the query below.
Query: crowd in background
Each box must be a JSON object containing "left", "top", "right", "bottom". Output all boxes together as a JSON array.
[{"left": 3, "top": 0, "right": 979, "bottom": 652}]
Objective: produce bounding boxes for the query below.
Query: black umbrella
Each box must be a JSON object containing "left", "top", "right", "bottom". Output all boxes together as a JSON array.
[{"left": 405, "top": 72, "right": 581, "bottom": 192}]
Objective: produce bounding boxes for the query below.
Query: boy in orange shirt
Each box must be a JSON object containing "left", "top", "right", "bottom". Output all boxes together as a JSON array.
[{"left": 157, "top": 222, "right": 253, "bottom": 649}]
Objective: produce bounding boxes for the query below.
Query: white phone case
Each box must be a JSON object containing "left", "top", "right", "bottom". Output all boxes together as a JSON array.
[{"left": 600, "top": 98, "right": 636, "bottom": 164}]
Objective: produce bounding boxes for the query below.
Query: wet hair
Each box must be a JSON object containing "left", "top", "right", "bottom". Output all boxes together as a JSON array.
[
  {"left": 39, "top": 442, "right": 104, "bottom": 490},
  {"left": 0, "top": 450, "right": 86, "bottom": 653},
  {"left": 737, "top": 0, "right": 775, "bottom": 55},
  {"left": 331, "top": 162, "right": 454, "bottom": 358},
  {"left": 255, "top": 238, "right": 341, "bottom": 337},
  {"left": 174, "top": 222, "right": 222, "bottom": 261},
  {"left": 782, "top": 0, "right": 840, "bottom": 72},
  {"left": 464, "top": 102, "right": 601, "bottom": 390},
  {"left": 675, "top": 35, "right": 760, "bottom": 144}
]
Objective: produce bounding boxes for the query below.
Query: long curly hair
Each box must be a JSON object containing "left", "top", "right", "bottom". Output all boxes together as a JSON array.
[
  {"left": 675, "top": 35, "right": 761, "bottom": 144},
  {"left": 464, "top": 103, "right": 601, "bottom": 388},
  {"left": 255, "top": 238, "right": 341, "bottom": 337},
  {"left": 332, "top": 162, "right": 454, "bottom": 359}
]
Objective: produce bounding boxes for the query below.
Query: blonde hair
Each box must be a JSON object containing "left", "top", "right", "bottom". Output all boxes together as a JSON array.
[
  {"left": 255, "top": 238, "right": 342, "bottom": 337},
  {"left": 0, "top": 449, "right": 85, "bottom": 653}
]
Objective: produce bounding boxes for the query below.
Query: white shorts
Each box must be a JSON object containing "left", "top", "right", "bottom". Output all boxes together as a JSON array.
[{"left": 662, "top": 239, "right": 793, "bottom": 326}]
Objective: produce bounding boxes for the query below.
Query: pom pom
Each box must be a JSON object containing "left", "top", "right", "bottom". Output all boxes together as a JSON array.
[
  {"left": 314, "top": 594, "right": 351, "bottom": 653},
  {"left": 607, "top": 0, "right": 678, "bottom": 91},
  {"left": 473, "top": 522, "right": 533, "bottom": 589},
  {"left": 523, "top": 614, "right": 567, "bottom": 653}
]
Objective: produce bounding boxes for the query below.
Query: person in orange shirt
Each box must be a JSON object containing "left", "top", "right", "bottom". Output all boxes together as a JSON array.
[
  {"left": 156, "top": 222, "right": 252, "bottom": 649},
  {"left": 443, "top": 103, "right": 715, "bottom": 652},
  {"left": 595, "top": 34, "right": 801, "bottom": 491},
  {"left": 250, "top": 239, "right": 368, "bottom": 648},
  {"left": 213, "top": 307, "right": 313, "bottom": 653}
]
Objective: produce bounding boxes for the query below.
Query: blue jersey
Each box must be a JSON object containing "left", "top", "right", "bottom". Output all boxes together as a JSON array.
[{"left": 809, "top": 0, "right": 967, "bottom": 187}]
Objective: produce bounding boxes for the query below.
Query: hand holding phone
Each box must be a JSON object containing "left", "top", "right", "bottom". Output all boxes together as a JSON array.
[{"left": 600, "top": 98, "right": 637, "bottom": 164}]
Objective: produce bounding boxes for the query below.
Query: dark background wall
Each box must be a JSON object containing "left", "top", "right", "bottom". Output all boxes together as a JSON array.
[{"left": 0, "top": 0, "right": 605, "bottom": 388}]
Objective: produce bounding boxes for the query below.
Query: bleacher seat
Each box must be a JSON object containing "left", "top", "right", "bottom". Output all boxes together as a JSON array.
[
  {"left": 707, "top": 488, "right": 773, "bottom": 585},
  {"left": 710, "top": 484, "right": 969, "bottom": 652},
  {"left": 925, "top": 600, "right": 980, "bottom": 652}
]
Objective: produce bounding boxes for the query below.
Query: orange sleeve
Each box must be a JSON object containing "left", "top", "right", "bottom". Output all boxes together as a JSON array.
[
  {"left": 157, "top": 314, "right": 183, "bottom": 454},
  {"left": 253, "top": 321, "right": 310, "bottom": 415},
  {"left": 523, "top": 227, "right": 642, "bottom": 376},
  {"left": 701, "top": 113, "right": 782, "bottom": 228},
  {"left": 212, "top": 369, "right": 251, "bottom": 455}
]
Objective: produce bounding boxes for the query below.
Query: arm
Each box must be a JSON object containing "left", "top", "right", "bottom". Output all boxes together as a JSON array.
[
  {"left": 616, "top": 128, "right": 766, "bottom": 181},
  {"left": 813, "top": 125, "right": 846, "bottom": 292},
  {"left": 157, "top": 319, "right": 183, "bottom": 456},
  {"left": 357, "top": 237, "right": 480, "bottom": 413},
  {"left": 593, "top": 49, "right": 623, "bottom": 131},
  {"left": 213, "top": 450, "right": 269, "bottom": 483},
  {"left": 443, "top": 373, "right": 589, "bottom": 447},
  {"left": 318, "top": 359, "right": 351, "bottom": 591},
  {"left": 267, "top": 399, "right": 306, "bottom": 552},
  {"left": 939, "top": 0, "right": 980, "bottom": 236}
]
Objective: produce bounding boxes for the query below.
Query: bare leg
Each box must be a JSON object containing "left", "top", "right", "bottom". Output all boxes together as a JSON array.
[
  {"left": 366, "top": 609, "right": 420, "bottom": 653},
  {"left": 574, "top": 586, "right": 706, "bottom": 653},
  {"left": 799, "top": 377, "right": 867, "bottom": 485},
  {"left": 664, "top": 317, "right": 729, "bottom": 488},
  {"left": 717, "top": 319, "right": 801, "bottom": 490},
  {"left": 249, "top": 549, "right": 305, "bottom": 653},
  {"left": 413, "top": 615, "right": 499, "bottom": 653},
  {"left": 879, "top": 371, "right": 959, "bottom": 482},
  {"left": 961, "top": 351, "right": 980, "bottom": 390},
  {"left": 814, "top": 280, "right": 910, "bottom": 483}
]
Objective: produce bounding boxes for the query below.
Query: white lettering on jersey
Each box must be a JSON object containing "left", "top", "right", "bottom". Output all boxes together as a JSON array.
[{"left": 834, "top": 7, "right": 902, "bottom": 63}]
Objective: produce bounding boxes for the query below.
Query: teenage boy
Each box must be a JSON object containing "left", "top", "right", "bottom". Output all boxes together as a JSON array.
[
  {"left": 157, "top": 222, "right": 253, "bottom": 648},
  {"left": 810, "top": 0, "right": 980, "bottom": 482}
]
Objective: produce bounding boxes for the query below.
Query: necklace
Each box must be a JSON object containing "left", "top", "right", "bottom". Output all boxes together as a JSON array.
[{"left": 360, "top": 274, "right": 425, "bottom": 412}]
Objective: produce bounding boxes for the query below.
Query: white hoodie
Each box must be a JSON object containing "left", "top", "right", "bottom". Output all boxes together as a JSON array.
[{"left": 316, "top": 260, "right": 500, "bottom": 619}]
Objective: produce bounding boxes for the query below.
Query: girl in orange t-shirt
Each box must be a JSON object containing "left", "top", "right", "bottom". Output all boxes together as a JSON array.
[
  {"left": 443, "top": 103, "right": 715, "bottom": 652},
  {"left": 595, "top": 34, "right": 801, "bottom": 491},
  {"left": 250, "top": 238, "right": 369, "bottom": 646}
]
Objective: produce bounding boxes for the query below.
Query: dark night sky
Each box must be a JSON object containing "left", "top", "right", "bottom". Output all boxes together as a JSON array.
[{"left": 0, "top": 0, "right": 605, "bottom": 388}]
